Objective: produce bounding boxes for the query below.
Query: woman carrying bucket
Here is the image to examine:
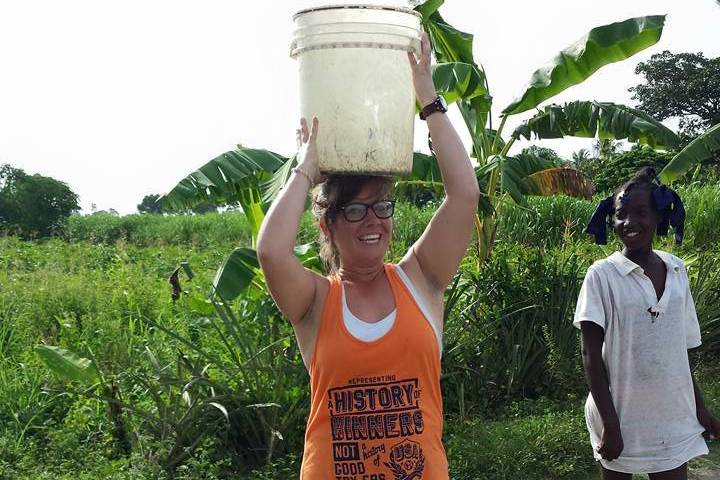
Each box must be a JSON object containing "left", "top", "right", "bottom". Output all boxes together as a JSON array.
[{"left": 256, "top": 31, "right": 479, "bottom": 479}]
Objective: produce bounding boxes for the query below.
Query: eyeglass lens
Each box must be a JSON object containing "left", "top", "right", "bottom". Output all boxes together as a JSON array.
[{"left": 343, "top": 201, "right": 394, "bottom": 222}]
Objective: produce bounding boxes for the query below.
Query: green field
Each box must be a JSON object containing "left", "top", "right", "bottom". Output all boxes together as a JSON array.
[{"left": 1, "top": 186, "right": 719, "bottom": 479}]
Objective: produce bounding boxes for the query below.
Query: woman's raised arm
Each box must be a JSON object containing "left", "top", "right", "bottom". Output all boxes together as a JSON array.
[
  {"left": 256, "top": 117, "right": 326, "bottom": 325},
  {"left": 401, "top": 33, "right": 480, "bottom": 292}
]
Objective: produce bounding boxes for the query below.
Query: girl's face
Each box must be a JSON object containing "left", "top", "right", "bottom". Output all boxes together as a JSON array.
[
  {"left": 613, "top": 188, "right": 660, "bottom": 251},
  {"left": 326, "top": 181, "right": 393, "bottom": 268}
]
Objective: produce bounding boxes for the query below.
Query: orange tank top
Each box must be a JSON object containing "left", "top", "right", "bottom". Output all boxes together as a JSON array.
[{"left": 300, "top": 264, "right": 447, "bottom": 480}]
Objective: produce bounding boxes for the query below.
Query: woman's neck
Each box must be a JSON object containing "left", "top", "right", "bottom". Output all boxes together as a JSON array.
[{"left": 338, "top": 262, "right": 385, "bottom": 285}]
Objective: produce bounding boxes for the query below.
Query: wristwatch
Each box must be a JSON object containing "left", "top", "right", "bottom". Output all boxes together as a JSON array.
[{"left": 419, "top": 96, "right": 448, "bottom": 120}]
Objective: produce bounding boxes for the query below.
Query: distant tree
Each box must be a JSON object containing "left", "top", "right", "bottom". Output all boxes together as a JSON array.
[
  {"left": 191, "top": 202, "right": 217, "bottom": 215},
  {"left": 630, "top": 51, "right": 720, "bottom": 138},
  {"left": 137, "top": 194, "right": 162, "bottom": 214},
  {"left": 0, "top": 164, "right": 79, "bottom": 238}
]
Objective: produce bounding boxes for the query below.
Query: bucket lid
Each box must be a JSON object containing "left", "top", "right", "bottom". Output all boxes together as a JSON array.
[{"left": 293, "top": 4, "right": 422, "bottom": 21}]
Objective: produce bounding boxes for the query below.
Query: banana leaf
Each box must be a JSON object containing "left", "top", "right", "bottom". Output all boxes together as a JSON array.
[
  {"left": 415, "top": 0, "right": 443, "bottom": 19},
  {"left": 483, "top": 153, "right": 590, "bottom": 205},
  {"left": 394, "top": 152, "right": 444, "bottom": 204},
  {"left": 161, "top": 147, "right": 287, "bottom": 241},
  {"left": 422, "top": 10, "right": 475, "bottom": 64},
  {"left": 212, "top": 248, "right": 260, "bottom": 302},
  {"left": 416, "top": 2, "right": 491, "bottom": 157},
  {"left": 432, "top": 62, "right": 490, "bottom": 107},
  {"left": 36, "top": 345, "right": 101, "bottom": 385},
  {"left": 526, "top": 168, "right": 595, "bottom": 199},
  {"left": 514, "top": 101, "right": 679, "bottom": 150},
  {"left": 162, "top": 147, "right": 286, "bottom": 211},
  {"left": 212, "top": 244, "right": 322, "bottom": 302},
  {"left": 660, "top": 123, "right": 720, "bottom": 184},
  {"left": 503, "top": 15, "right": 666, "bottom": 116},
  {"left": 501, "top": 155, "right": 554, "bottom": 205},
  {"left": 261, "top": 154, "right": 297, "bottom": 205}
]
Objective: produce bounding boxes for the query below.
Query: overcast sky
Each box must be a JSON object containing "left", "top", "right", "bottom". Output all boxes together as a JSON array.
[{"left": 1, "top": 0, "right": 718, "bottom": 214}]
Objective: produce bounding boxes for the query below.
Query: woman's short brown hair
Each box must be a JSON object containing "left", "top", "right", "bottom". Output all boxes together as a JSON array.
[{"left": 312, "top": 175, "right": 394, "bottom": 274}]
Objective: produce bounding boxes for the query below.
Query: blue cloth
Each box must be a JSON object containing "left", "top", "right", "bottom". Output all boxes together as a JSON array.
[
  {"left": 653, "top": 186, "right": 686, "bottom": 244},
  {"left": 586, "top": 196, "right": 614, "bottom": 245}
]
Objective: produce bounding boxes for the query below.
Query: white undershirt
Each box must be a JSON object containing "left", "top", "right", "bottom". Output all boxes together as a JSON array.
[{"left": 341, "top": 265, "right": 443, "bottom": 353}]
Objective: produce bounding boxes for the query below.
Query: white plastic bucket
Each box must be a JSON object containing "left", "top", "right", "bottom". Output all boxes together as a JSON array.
[{"left": 291, "top": 5, "right": 422, "bottom": 176}]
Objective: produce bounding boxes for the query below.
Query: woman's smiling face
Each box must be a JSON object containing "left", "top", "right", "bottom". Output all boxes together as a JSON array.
[
  {"left": 328, "top": 180, "right": 393, "bottom": 268},
  {"left": 613, "top": 187, "right": 660, "bottom": 251}
]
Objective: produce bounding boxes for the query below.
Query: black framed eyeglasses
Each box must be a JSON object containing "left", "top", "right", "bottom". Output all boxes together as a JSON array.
[{"left": 337, "top": 200, "right": 395, "bottom": 223}]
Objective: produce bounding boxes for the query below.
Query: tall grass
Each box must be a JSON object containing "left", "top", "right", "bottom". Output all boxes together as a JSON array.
[
  {"left": 63, "top": 211, "right": 252, "bottom": 247},
  {"left": 58, "top": 185, "right": 720, "bottom": 253}
]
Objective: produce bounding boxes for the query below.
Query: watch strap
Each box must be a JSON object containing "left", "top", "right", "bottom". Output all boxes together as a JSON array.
[{"left": 420, "top": 97, "right": 447, "bottom": 120}]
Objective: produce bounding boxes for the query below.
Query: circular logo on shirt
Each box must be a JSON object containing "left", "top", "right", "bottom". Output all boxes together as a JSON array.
[{"left": 384, "top": 439, "right": 425, "bottom": 479}]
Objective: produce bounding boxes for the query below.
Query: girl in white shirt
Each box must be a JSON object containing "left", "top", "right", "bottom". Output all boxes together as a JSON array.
[{"left": 575, "top": 167, "right": 720, "bottom": 480}]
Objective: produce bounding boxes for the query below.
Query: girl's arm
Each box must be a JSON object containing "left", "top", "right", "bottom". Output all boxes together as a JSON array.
[
  {"left": 256, "top": 117, "right": 326, "bottom": 325},
  {"left": 692, "top": 372, "right": 720, "bottom": 440},
  {"left": 580, "top": 322, "right": 624, "bottom": 460},
  {"left": 401, "top": 33, "right": 480, "bottom": 292}
]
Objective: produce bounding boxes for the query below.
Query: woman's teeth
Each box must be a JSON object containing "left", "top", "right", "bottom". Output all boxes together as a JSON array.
[
  {"left": 626, "top": 231, "right": 639, "bottom": 238},
  {"left": 359, "top": 234, "right": 381, "bottom": 244}
]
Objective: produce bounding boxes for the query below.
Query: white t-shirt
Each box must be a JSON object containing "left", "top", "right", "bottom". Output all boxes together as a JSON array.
[{"left": 573, "top": 250, "right": 708, "bottom": 474}]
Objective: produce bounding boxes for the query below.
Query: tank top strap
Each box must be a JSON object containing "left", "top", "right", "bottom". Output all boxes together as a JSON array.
[
  {"left": 385, "top": 263, "right": 420, "bottom": 316},
  {"left": 310, "top": 274, "right": 342, "bottom": 374}
]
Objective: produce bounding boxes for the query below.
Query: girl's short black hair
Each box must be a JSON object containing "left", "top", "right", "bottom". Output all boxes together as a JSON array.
[{"left": 613, "top": 166, "right": 660, "bottom": 211}]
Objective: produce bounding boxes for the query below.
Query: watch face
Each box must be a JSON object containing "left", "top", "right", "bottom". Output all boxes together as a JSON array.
[{"left": 437, "top": 96, "right": 448, "bottom": 110}]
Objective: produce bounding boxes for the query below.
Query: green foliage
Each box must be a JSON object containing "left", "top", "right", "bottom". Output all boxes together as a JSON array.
[
  {"left": 682, "top": 184, "right": 720, "bottom": 249},
  {"left": 394, "top": 152, "right": 444, "bottom": 207},
  {"left": 593, "top": 144, "right": 673, "bottom": 193},
  {"left": 35, "top": 345, "right": 101, "bottom": 385},
  {"left": 446, "top": 409, "right": 594, "bottom": 479},
  {"left": 3, "top": 190, "right": 720, "bottom": 477},
  {"left": 442, "top": 245, "right": 588, "bottom": 417},
  {"left": 431, "top": 61, "right": 490, "bottom": 106},
  {"left": 0, "top": 164, "right": 79, "bottom": 238},
  {"left": 630, "top": 51, "right": 720, "bottom": 137},
  {"left": 63, "top": 211, "right": 252, "bottom": 247},
  {"left": 514, "top": 101, "right": 679, "bottom": 150},
  {"left": 661, "top": 123, "right": 720, "bottom": 184},
  {"left": 160, "top": 147, "right": 287, "bottom": 243}
]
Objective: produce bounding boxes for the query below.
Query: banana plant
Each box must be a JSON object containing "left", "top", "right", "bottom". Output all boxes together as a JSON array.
[
  {"left": 160, "top": 147, "right": 307, "bottom": 299},
  {"left": 660, "top": 123, "right": 720, "bottom": 184},
  {"left": 164, "top": 2, "right": 696, "bottom": 280},
  {"left": 414, "top": 2, "right": 683, "bottom": 261},
  {"left": 36, "top": 343, "right": 233, "bottom": 474}
]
